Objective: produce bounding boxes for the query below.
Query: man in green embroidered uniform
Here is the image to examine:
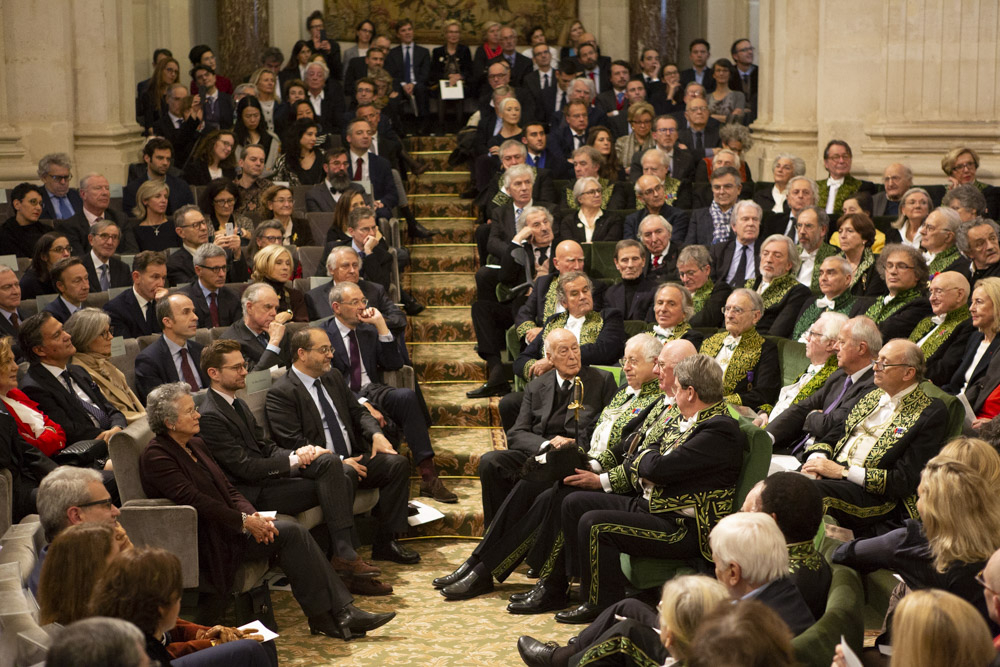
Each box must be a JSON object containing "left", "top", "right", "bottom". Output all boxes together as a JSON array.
[
  {"left": 554, "top": 354, "right": 745, "bottom": 623},
  {"left": 794, "top": 206, "right": 839, "bottom": 294},
  {"left": 850, "top": 244, "right": 931, "bottom": 340},
  {"left": 751, "top": 234, "right": 812, "bottom": 337},
  {"left": 816, "top": 139, "right": 876, "bottom": 217},
  {"left": 920, "top": 206, "right": 969, "bottom": 278},
  {"left": 678, "top": 244, "right": 732, "bottom": 329},
  {"left": 792, "top": 255, "right": 856, "bottom": 342},
  {"left": 801, "top": 339, "right": 949, "bottom": 536},
  {"left": 909, "top": 271, "right": 972, "bottom": 385}
]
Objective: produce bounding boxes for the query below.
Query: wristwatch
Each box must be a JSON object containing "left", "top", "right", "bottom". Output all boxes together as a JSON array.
[{"left": 841, "top": 466, "right": 850, "bottom": 479}]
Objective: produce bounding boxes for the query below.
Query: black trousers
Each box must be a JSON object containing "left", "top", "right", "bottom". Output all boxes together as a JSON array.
[
  {"left": 562, "top": 492, "right": 700, "bottom": 610},
  {"left": 568, "top": 599, "right": 666, "bottom": 667},
  {"left": 468, "top": 477, "right": 555, "bottom": 580},
  {"left": 251, "top": 454, "right": 354, "bottom": 538},
  {"left": 470, "top": 299, "right": 514, "bottom": 368},
  {"left": 343, "top": 451, "right": 411, "bottom": 539},
  {"left": 498, "top": 391, "right": 524, "bottom": 433},
  {"left": 813, "top": 478, "right": 905, "bottom": 537},
  {"left": 364, "top": 384, "right": 435, "bottom": 464},
  {"left": 478, "top": 449, "right": 530, "bottom": 526}
]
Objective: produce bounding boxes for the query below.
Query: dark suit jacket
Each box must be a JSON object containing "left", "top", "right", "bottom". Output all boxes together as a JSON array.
[
  {"left": 352, "top": 151, "right": 397, "bottom": 214},
  {"left": 679, "top": 68, "right": 716, "bottom": 94},
  {"left": 646, "top": 242, "right": 682, "bottom": 282},
  {"left": 221, "top": 319, "right": 290, "bottom": 372},
  {"left": 752, "top": 577, "right": 816, "bottom": 637},
  {"left": 629, "top": 147, "right": 696, "bottom": 183},
  {"left": 710, "top": 237, "right": 763, "bottom": 285},
  {"left": 506, "top": 366, "right": 617, "bottom": 453},
  {"left": 343, "top": 58, "right": 370, "bottom": 97},
  {"left": 304, "top": 279, "right": 404, "bottom": 331},
  {"left": 56, "top": 209, "right": 124, "bottom": 254},
  {"left": 134, "top": 335, "right": 209, "bottom": 399},
  {"left": 602, "top": 277, "right": 659, "bottom": 320},
  {"left": 151, "top": 114, "right": 202, "bottom": 168},
  {"left": 104, "top": 288, "right": 160, "bottom": 338},
  {"left": 201, "top": 91, "right": 235, "bottom": 131},
  {"left": 675, "top": 120, "right": 721, "bottom": 157},
  {"left": 319, "top": 238, "right": 394, "bottom": 293},
  {"left": 40, "top": 189, "right": 83, "bottom": 222},
  {"left": 523, "top": 69, "right": 557, "bottom": 114},
  {"left": 752, "top": 277, "right": 813, "bottom": 338},
  {"left": 266, "top": 367, "right": 381, "bottom": 455},
  {"left": 594, "top": 88, "right": 629, "bottom": 115},
  {"left": 555, "top": 210, "right": 623, "bottom": 245},
  {"left": 385, "top": 44, "right": 431, "bottom": 87},
  {"left": 624, "top": 205, "right": 690, "bottom": 244},
  {"left": 767, "top": 367, "right": 877, "bottom": 453},
  {"left": 42, "top": 297, "right": 77, "bottom": 324},
  {"left": 688, "top": 280, "right": 733, "bottom": 328},
  {"left": 477, "top": 169, "right": 558, "bottom": 221},
  {"left": 81, "top": 253, "right": 132, "bottom": 292},
  {"left": 514, "top": 273, "right": 559, "bottom": 332},
  {"left": 943, "top": 332, "right": 1000, "bottom": 403},
  {"left": 429, "top": 44, "right": 473, "bottom": 83},
  {"left": 305, "top": 181, "right": 339, "bottom": 213},
  {"left": 684, "top": 206, "right": 730, "bottom": 247},
  {"left": 0, "top": 407, "right": 57, "bottom": 522},
  {"left": 165, "top": 245, "right": 248, "bottom": 288},
  {"left": 317, "top": 85, "right": 347, "bottom": 135},
  {"left": 182, "top": 162, "right": 237, "bottom": 187},
  {"left": 0, "top": 311, "right": 24, "bottom": 361},
  {"left": 19, "top": 363, "right": 126, "bottom": 443},
  {"left": 849, "top": 296, "right": 933, "bottom": 343},
  {"left": 323, "top": 319, "right": 401, "bottom": 387},
  {"left": 923, "top": 319, "right": 974, "bottom": 387},
  {"left": 181, "top": 281, "right": 241, "bottom": 329},
  {"left": 525, "top": 148, "right": 570, "bottom": 180},
  {"left": 123, "top": 173, "right": 195, "bottom": 217},
  {"left": 514, "top": 309, "right": 626, "bottom": 379}
]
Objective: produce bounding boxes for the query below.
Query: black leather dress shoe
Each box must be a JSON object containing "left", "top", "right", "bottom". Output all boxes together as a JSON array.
[
  {"left": 509, "top": 580, "right": 545, "bottom": 603},
  {"left": 402, "top": 292, "right": 426, "bottom": 316},
  {"left": 507, "top": 583, "right": 569, "bottom": 614},
  {"left": 335, "top": 604, "right": 396, "bottom": 633},
  {"left": 371, "top": 539, "right": 421, "bottom": 564},
  {"left": 555, "top": 603, "right": 600, "bottom": 624},
  {"left": 433, "top": 560, "right": 473, "bottom": 588},
  {"left": 517, "top": 636, "right": 559, "bottom": 667},
  {"left": 441, "top": 568, "right": 494, "bottom": 600},
  {"left": 466, "top": 382, "right": 510, "bottom": 398},
  {"left": 408, "top": 220, "right": 435, "bottom": 239},
  {"left": 526, "top": 567, "right": 539, "bottom": 578},
  {"left": 309, "top": 611, "right": 359, "bottom": 640}
]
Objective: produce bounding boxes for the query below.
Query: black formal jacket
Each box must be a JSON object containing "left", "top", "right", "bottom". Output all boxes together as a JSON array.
[
  {"left": 942, "top": 331, "right": 1000, "bottom": 402},
  {"left": 603, "top": 277, "right": 659, "bottom": 321},
  {"left": 104, "top": 288, "right": 161, "bottom": 338},
  {"left": 134, "top": 335, "right": 209, "bottom": 400},
  {"left": 646, "top": 243, "right": 682, "bottom": 282},
  {"left": 0, "top": 310, "right": 24, "bottom": 361},
  {"left": 81, "top": 253, "right": 132, "bottom": 292},
  {"left": 429, "top": 44, "right": 473, "bottom": 83},
  {"left": 319, "top": 238, "right": 393, "bottom": 293},
  {"left": 514, "top": 308, "right": 626, "bottom": 380},
  {"left": 123, "top": 173, "right": 195, "bottom": 217},
  {"left": 629, "top": 146, "right": 696, "bottom": 184},
  {"left": 849, "top": 296, "right": 933, "bottom": 345},
  {"left": 555, "top": 210, "right": 623, "bottom": 246},
  {"left": 55, "top": 209, "right": 125, "bottom": 255},
  {"left": 180, "top": 282, "right": 242, "bottom": 329},
  {"left": 766, "top": 367, "right": 876, "bottom": 454},
  {"left": 42, "top": 297, "right": 77, "bottom": 324},
  {"left": 182, "top": 162, "right": 237, "bottom": 187},
  {"left": 165, "top": 245, "right": 248, "bottom": 288},
  {"left": 750, "top": 577, "right": 816, "bottom": 637},
  {"left": 679, "top": 68, "right": 716, "bottom": 94},
  {"left": 0, "top": 407, "right": 57, "bottom": 522},
  {"left": 19, "top": 363, "right": 126, "bottom": 443},
  {"left": 486, "top": 201, "right": 557, "bottom": 262},
  {"left": 304, "top": 279, "right": 404, "bottom": 331},
  {"left": 322, "top": 318, "right": 401, "bottom": 388},
  {"left": 385, "top": 44, "right": 431, "bottom": 88},
  {"left": 684, "top": 207, "right": 728, "bottom": 247},
  {"left": 266, "top": 366, "right": 381, "bottom": 455},
  {"left": 40, "top": 188, "right": 83, "bottom": 223},
  {"left": 514, "top": 273, "right": 560, "bottom": 334},
  {"left": 477, "top": 168, "right": 557, "bottom": 219},
  {"left": 151, "top": 114, "right": 202, "bottom": 168},
  {"left": 709, "top": 237, "right": 763, "bottom": 285},
  {"left": 2, "top": 218, "right": 52, "bottom": 260},
  {"left": 675, "top": 120, "right": 721, "bottom": 157},
  {"left": 506, "top": 366, "right": 617, "bottom": 453},
  {"left": 624, "top": 205, "right": 689, "bottom": 243},
  {"left": 922, "top": 318, "right": 974, "bottom": 387},
  {"left": 220, "top": 319, "right": 291, "bottom": 372},
  {"left": 751, "top": 276, "right": 813, "bottom": 338}
]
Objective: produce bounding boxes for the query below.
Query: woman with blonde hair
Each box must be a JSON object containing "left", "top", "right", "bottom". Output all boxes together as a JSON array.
[
  {"left": 615, "top": 102, "right": 655, "bottom": 174},
  {"left": 64, "top": 308, "right": 145, "bottom": 424},
  {"left": 833, "top": 452, "right": 1000, "bottom": 636},
  {"left": 888, "top": 187, "right": 932, "bottom": 248},
  {"left": 658, "top": 575, "right": 730, "bottom": 665},
  {"left": 38, "top": 523, "right": 120, "bottom": 626},
  {"left": 251, "top": 243, "right": 308, "bottom": 322},
  {"left": 130, "top": 179, "right": 176, "bottom": 252},
  {"left": 557, "top": 19, "right": 585, "bottom": 59}
]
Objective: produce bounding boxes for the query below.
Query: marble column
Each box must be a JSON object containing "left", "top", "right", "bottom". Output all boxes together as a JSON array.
[
  {"left": 629, "top": 0, "right": 678, "bottom": 65},
  {"left": 218, "top": 0, "right": 270, "bottom": 85}
]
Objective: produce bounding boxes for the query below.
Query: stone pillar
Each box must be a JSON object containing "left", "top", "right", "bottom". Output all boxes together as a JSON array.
[
  {"left": 579, "top": 0, "right": 630, "bottom": 61},
  {"left": 218, "top": 0, "right": 269, "bottom": 84},
  {"left": 629, "top": 0, "right": 678, "bottom": 66}
]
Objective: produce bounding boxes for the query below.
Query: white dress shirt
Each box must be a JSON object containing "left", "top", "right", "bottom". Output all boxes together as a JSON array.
[
  {"left": 564, "top": 314, "right": 585, "bottom": 341},
  {"left": 825, "top": 177, "right": 844, "bottom": 214},
  {"left": 797, "top": 247, "right": 818, "bottom": 286}
]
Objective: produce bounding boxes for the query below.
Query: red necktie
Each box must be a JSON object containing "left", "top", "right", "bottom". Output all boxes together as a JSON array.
[
  {"left": 652, "top": 255, "right": 661, "bottom": 268},
  {"left": 179, "top": 348, "right": 199, "bottom": 390},
  {"left": 208, "top": 292, "right": 220, "bottom": 327},
  {"left": 588, "top": 72, "right": 595, "bottom": 83},
  {"left": 354, "top": 156, "right": 364, "bottom": 181}
]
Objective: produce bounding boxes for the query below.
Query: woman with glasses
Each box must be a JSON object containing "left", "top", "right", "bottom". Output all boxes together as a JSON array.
[
  {"left": 853, "top": 244, "right": 930, "bottom": 340},
  {"left": 183, "top": 129, "right": 238, "bottom": 186},
  {"left": 941, "top": 146, "right": 1000, "bottom": 217},
  {"left": 342, "top": 20, "right": 376, "bottom": 78},
  {"left": 259, "top": 184, "right": 312, "bottom": 246},
  {"left": 20, "top": 231, "right": 73, "bottom": 299},
  {"left": 64, "top": 308, "right": 145, "bottom": 424},
  {"left": 557, "top": 176, "right": 623, "bottom": 244},
  {"left": 199, "top": 179, "right": 253, "bottom": 244},
  {"left": 130, "top": 180, "right": 177, "bottom": 252},
  {"left": 832, "top": 445, "right": 1000, "bottom": 647},
  {"left": 887, "top": 187, "right": 933, "bottom": 248},
  {"left": 707, "top": 59, "right": 746, "bottom": 125},
  {"left": 138, "top": 57, "right": 180, "bottom": 133},
  {"left": 615, "top": 102, "right": 655, "bottom": 176},
  {"left": 251, "top": 244, "right": 308, "bottom": 322},
  {"left": 0, "top": 336, "right": 67, "bottom": 457}
]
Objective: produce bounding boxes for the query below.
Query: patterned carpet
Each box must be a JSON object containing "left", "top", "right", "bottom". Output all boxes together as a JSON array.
[{"left": 273, "top": 540, "right": 580, "bottom": 666}]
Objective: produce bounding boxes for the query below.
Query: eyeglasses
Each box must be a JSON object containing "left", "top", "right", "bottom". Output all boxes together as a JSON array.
[
  {"left": 340, "top": 297, "right": 369, "bottom": 307},
  {"left": 198, "top": 264, "right": 227, "bottom": 273},
  {"left": 953, "top": 161, "right": 977, "bottom": 172},
  {"left": 976, "top": 568, "right": 997, "bottom": 595},
  {"left": 885, "top": 262, "right": 914, "bottom": 271},
  {"left": 76, "top": 497, "right": 115, "bottom": 509},
  {"left": 802, "top": 330, "right": 830, "bottom": 341},
  {"left": 873, "top": 360, "right": 913, "bottom": 371},
  {"left": 653, "top": 127, "right": 677, "bottom": 134},
  {"left": 220, "top": 361, "right": 250, "bottom": 371},
  {"left": 94, "top": 233, "right": 120, "bottom": 242},
  {"left": 259, "top": 235, "right": 283, "bottom": 243},
  {"left": 99, "top": 329, "right": 114, "bottom": 340},
  {"left": 638, "top": 184, "right": 664, "bottom": 197},
  {"left": 307, "top": 346, "right": 333, "bottom": 354},
  {"left": 47, "top": 173, "right": 71, "bottom": 182},
  {"left": 631, "top": 119, "right": 652, "bottom": 126},
  {"left": 51, "top": 244, "right": 73, "bottom": 254},
  {"left": 711, "top": 183, "right": 738, "bottom": 192},
  {"left": 619, "top": 357, "right": 644, "bottom": 367},
  {"left": 722, "top": 306, "right": 755, "bottom": 315},
  {"left": 928, "top": 287, "right": 960, "bottom": 297},
  {"left": 580, "top": 188, "right": 602, "bottom": 197},
  {"left": 180, "top": 220, "right": 209, "bottom": 230},
  {"left": 214, "top": 197, "right": 236, "bottom": 206},
  {"left": 826, "top": 154, "right": 851, "bottom": 162}
]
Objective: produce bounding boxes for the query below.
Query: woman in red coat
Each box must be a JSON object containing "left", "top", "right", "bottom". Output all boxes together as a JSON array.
[{"left": 0, "top": 337, "right": 66, "bottom": 457}]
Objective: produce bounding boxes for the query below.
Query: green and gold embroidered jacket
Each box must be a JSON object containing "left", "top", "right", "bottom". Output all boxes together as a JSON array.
[
  {"left": 691, "top": 280, "right": 715, "bottom": 315},
  {"left": 864, "top": 287, "right": 923, "bottom": 324},
  {"left": 599, "top": 397, "right": 674, "bottom": 495},
  {"left": 700, "top": 328, "right": 781, "bottom": 412},
  {"left": 788, "top": 540, "right": 833, "bottom": 620},
  {"left": 926, "top": 245, "right": 963, "bottom": 275},
  {"left": 805, "top": 384, "right": 949, "bottom": 504},
  {"left": 627, "top": 401, "right": 744, "bottom": 560},
  {"left": 817, "top": 174, "right": 867, "bottom": 215},
  {"left": 848, "top": 247, "right": 877, "bottom": 295},
  {"left": 803, "top": 242, "right": 841, "bottom": 294},
  {"left": 490, "top": 166, "right": 540, "bottom": 209},
  {"left": 651, "top": 321, "right": 692, "bottom": 343},
  {"left": 909, "top": 306, "right": 970, "bottom": 361},
  {"left": 792, "top": 292, "right": 857, "bottom": 341},
  {"left": 587, "top": 379, "right": 662, "bottom": 457},
  {"left": 515, "top": 275, "right": 561, "bottom": 339},
  {"left": 517, "top": 309, "right": 622, "bottom": 381},
  {"left": 790, "top": 356, "right": 840, "bottom": 407}
]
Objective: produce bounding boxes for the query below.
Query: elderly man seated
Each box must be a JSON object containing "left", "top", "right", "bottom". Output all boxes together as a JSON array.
[
  {"left": 624, "top": 173, "right": 689, "bottom": 242},
  {"left": 921, "top": 206, "right": 969, "bottom": 277},
  {"left": 648, "top": 282, "right": 705, "bottom": 348},
  {"left": 754, "top": 312, "right": 846, "bottom": 428},
  {"left": 513, "top": 271, "right": 625, "bottom": 383},
  {"left": 637, "top": 215, "right": 679, "bottom": 281},
  {"left": 909, "top": 271, "right": 972, "bottom": 385},
  {"left": 794, "top": 206, "right": 839, "bottom": 294},
  {"left": 139, "top": 382, "right": 396, "bottom": 641},
  {"left": 800, "top": 339, "right": 948, "bottom": 536},
  {"left": 443, "top": 332, "right": 642, "bottom": 597},
  {"left": 791, "top": 255, "right": 857, "bottom": 342},
  {"left": 699, "top": 288, "right": 780, "bottom": 412},
  {"left": 676, "top": 244, "right": 732, "bottom": 329},
  {"left": 958, "top": 216, "right": 1000, "bottom": 283},
  {"left": 851, "top": 244, "right": 932, "bottom": 340},
  {"left": 767, "top": 316, "right": 880, "bottom": 457},
  {"left": 600, "top": 240, "right": 657, "bottom": 320},
  {"left": 750, "top": 234, "right": 812, "bottom": 338},
  {"left": 637, "top": 147, "right": 691, "bottom": 211}
]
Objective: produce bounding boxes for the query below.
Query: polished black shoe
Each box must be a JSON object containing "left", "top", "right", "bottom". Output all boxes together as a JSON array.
[
  {"left": 441, "top": 568, "right": 495, "bottom": 600},
  {"left": 309, "top": 611, "right": 360, "bottom": 640},
  {"left": 433, "top": 560, "right": 473, "bottom": 588},
  {"left": 526, "top": 567, "right": 539, "bottom": 578},
  {"left": 371, "top": 539, "right": 421, "bottom": 564},
  {"left": 408, "top": 220, "right": 435, "bottom": 239},
  {"left": 517, "top": 636, "right": 559, "bottom": 667},
  {"left": 555, "top": 602, "right": 600, "bottom": 624},
  {"left": 466, "top": 382, "right": 510, "bottom": 399},
  {"left": 509, "top": 580, "right": 545, "bottom": 603},
  {"left": 335, "top": 604, "right": 396, "bottom": 634},
  {"left": 401, "top": 292, "right": 426, "bottom": 316},
  {"left": 507, "top": 583, "right": 569, "bottom": 614}
]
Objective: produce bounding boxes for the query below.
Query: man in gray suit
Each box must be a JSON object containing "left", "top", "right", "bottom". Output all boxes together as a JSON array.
[
  {"left": 873, "top": 163, "right": 913, "bottom": 218},
  {"left": 306, "top": 148, "right": 352, "bottom": 213}
]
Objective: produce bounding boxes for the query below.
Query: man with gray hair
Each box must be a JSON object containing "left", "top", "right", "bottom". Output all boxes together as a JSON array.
[
  {"left": 166, "top": 205, "right": 247, "bottom": 286},
  {"left": 710, "top": 198, "right": 763, "bottom": 288},
  {"left": 958, "top": 216, "right": 1000, "bottom": 282},
  {"left": 625, "top": 172, "right": 690, "bottom": 243},
  {"left": 221, "top": 282, "right": 291, "bottom": 371},
  {"left": 83, "top": 219, "right": 131, "bottom": 292},
  {"left": 874, "top": 163, "right": 914, "bottom": 217},
  {"left": 768, "top": 315, "right": 880, "bottom": 456},
  {"left": 749, "top": 233, "right": 812, "bottom": 337},
  {"left": 306, "top": 245, "right": 406, "bottom": 327},
  {"left": 37, "top": 152, "right": 81, "bottom": 221},
  {"left": 46, "top": 618, "right": 148, "bottom": 667},
  {"left": 908, "top": 270, "right": 973, "bottom": 385},
  {"left": 481, "top": 163, "right": 538, "bottom": 266},
  {"left": 761, "top": 175, "right": 818, "bottom": 243},
  {"left": 629, "top": 115, "right": 696, "bottom": 184},
  {"left": 684, "top": 165, "right": 742, "bottom": 246},
  {"left": 791, "top": 255, "right": 857, "bottom": 341},
  {"left": 56, "top": 173, "right": 124, "bottom": 255},
  {"left": 800, "top": 338, "right": 948, "bottom": 535},
  {"left": 637, "top": 215, "right": 679, "bottom": 280},
  {"left": 180, "top": 242, "right": 242, "bottom": 328},
  {"left": 793, "top": 205, "right": 838, "bottom": 292}
]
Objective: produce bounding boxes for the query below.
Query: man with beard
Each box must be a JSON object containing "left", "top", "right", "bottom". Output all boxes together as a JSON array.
[
  {"left": 307, "top": 148, "right": 353, "bottom": 212},
  {"left": 233, "top": 145, "right": 272, "bottom": 218}
]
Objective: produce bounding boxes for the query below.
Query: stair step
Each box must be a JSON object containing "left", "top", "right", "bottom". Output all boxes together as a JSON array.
[
  {"left": 422, "top": 383, "right": 501, "bottom": 428},
  {"left": 406, "top": 477, "right": 486, "bottom": 538},
  {"left": 407, "top": 306, "right": 475, "bottom": 342},
  {"left": 409, "top": 217, "right": 476, "bottom": 244},
  {"left": 405, "top": 135, "right": 458, "bottom": 152},
  {"left": 410, "top": 243, "right": 478, "bottom": 273},
  {"left": 408, "top": 194, "right": 477, "bottom": 219},
  {"left": 425, "top": 426, "right": 504, "bottom": 476},
  {"left": 407, "top": 272, "right": 476, "bottom": 306},
  {"left": 410, "top": 342, "right": 485, "bottom": 382},
  {"left": 408, "top": 150, "right": 453, "bottom": 171},
  {"left": 407, "top": 171, "right": 471, "bottom": 194}
]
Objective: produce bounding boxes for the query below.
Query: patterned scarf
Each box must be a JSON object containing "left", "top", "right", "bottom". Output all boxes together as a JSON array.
[{"left": 709, "top": 201, "right": 733, "bottom": 244}]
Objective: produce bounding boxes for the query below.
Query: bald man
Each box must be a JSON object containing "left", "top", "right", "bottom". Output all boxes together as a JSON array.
[{"left": 909, "top": 271, "right": 972, "bottom": 386}]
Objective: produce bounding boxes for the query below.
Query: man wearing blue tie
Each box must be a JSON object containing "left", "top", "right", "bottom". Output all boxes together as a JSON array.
[
  {"left": 386, "top": 19, "right": 430, "bottom": 131},
  {"left": 37, "top": 153, "right": 82, "bottom": 221}
]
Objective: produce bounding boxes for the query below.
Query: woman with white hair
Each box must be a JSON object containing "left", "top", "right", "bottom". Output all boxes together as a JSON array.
[
  {"left": 556, "top": 176, "right": 624, "bottom": 244},
  {"left": 754, "top": 153, "right": 806, "bottom": 213},
  {"left": 486, "top": 96, "right": 523, "bottom": 155}
]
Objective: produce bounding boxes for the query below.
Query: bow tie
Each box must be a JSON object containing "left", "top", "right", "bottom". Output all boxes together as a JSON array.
[
  {"left": 678, "top": 416, "right": 696, "bottom": 433},
  {"left": 827, "top": 177, "right": 844, "bottom": 187},
  {"left": 815, "top": 297, "right": 836, "bottom": 309},
  {"left": 722, "top": 335, "right": 739, "bottom": 350},
  {"left": 922, "top": 251, "right": 935, "bottom": 264},
  {"left": 653, "top": 325, "right": 673, "bottom": 338},
  {"left": 931, "top": 314, "right": 947, "bottom": 326}
]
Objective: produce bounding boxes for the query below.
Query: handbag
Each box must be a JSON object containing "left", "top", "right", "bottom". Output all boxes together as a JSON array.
[
  {"left": 52, "top": 438, "right": 108, "bottom": 468},
  {"left": 232, "top": 581, "right": 278, "bottom": 632},
  {"left": 519, "top": 444, "right": 590, "bottom": 483}
]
